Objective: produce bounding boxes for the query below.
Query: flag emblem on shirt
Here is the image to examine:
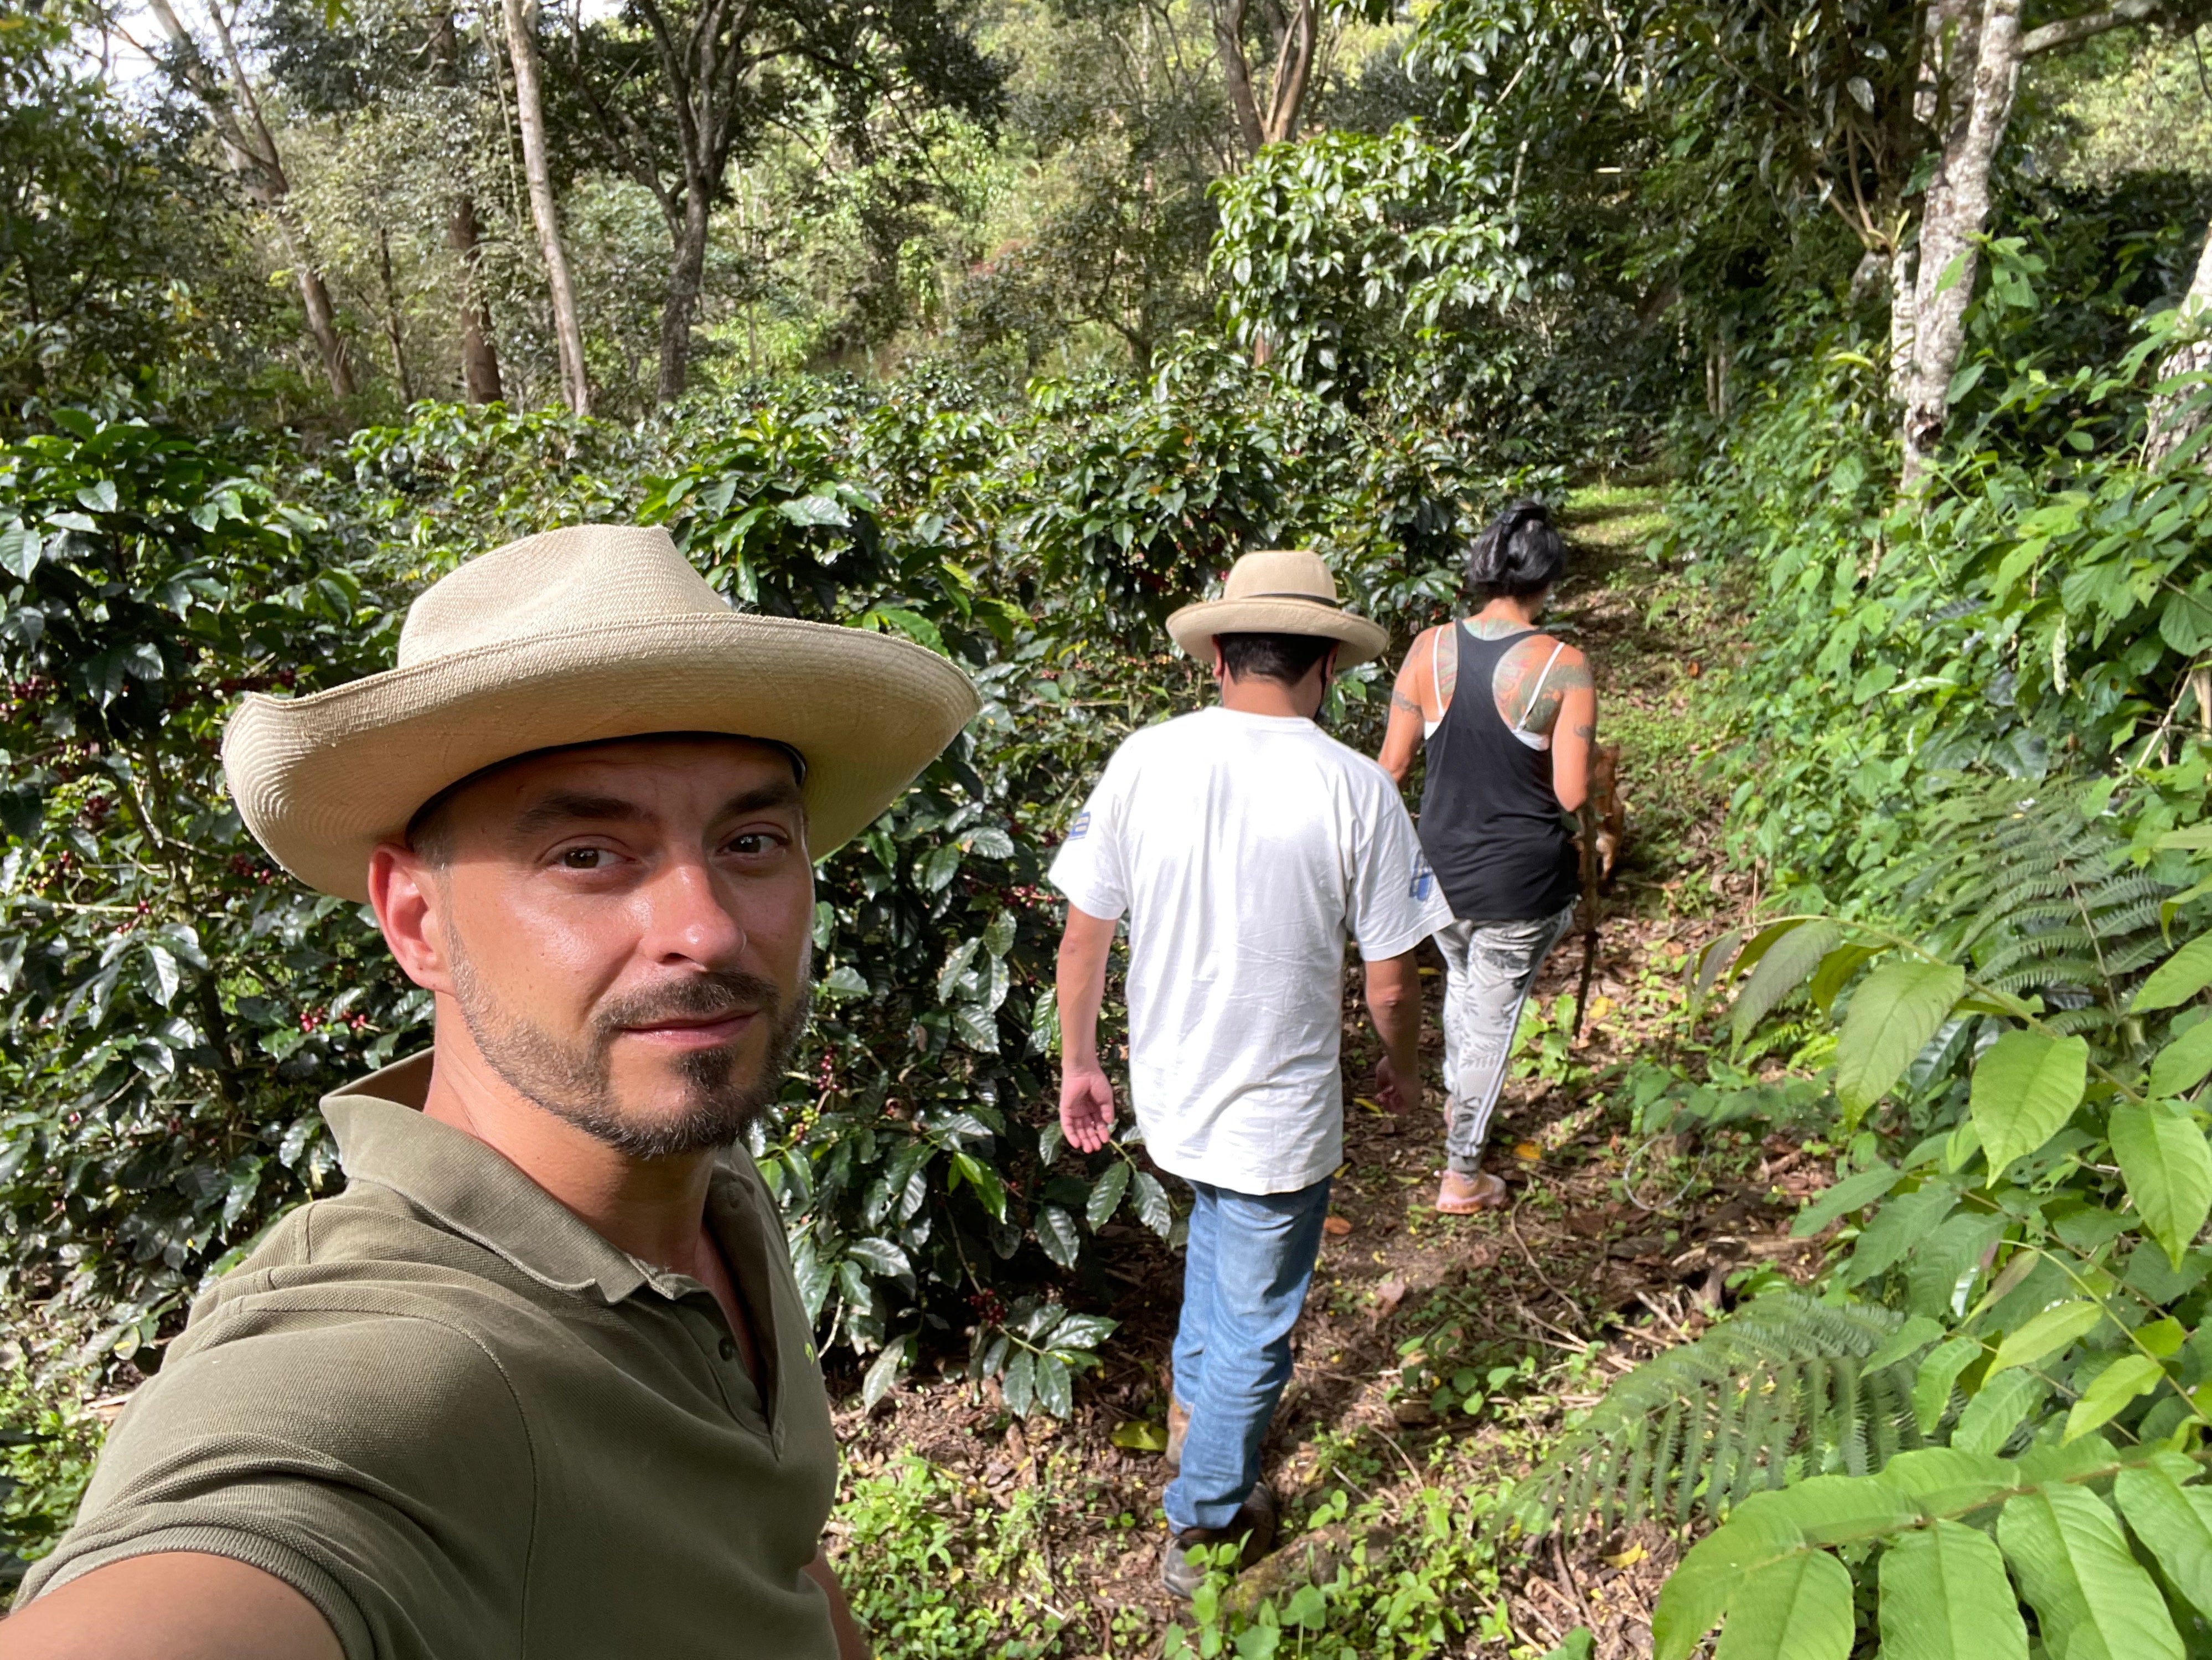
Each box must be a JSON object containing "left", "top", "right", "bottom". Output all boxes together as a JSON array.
[
  {"left": 1067, "top": 811, "right": 1092, "bottom": 841},
  {"left": 1410, "top": 855, "right": 1434, "bottom": 901}
]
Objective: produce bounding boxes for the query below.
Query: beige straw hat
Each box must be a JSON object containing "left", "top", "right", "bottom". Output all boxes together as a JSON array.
[
  {"left": 221, "top": 524, "right": 979, "bottom": 901},
  {"left": 1165, "top": 549, "right": 1388, "bottom": 667}
]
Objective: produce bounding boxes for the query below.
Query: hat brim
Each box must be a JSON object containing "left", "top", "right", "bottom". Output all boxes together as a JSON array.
[
  {"left": 221, "top": 613, "right": 979, "bottom": 901},
  {"left": 1165, "top": 599, "right": 1389, "bottom": 668}
]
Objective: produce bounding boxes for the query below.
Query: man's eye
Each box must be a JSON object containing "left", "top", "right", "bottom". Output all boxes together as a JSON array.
[
  {"left": 728, "top": 833, "right": 779, "bottom": 857},
  {"left": 560, "top": 847, "right": 609, "bottom": 870}
]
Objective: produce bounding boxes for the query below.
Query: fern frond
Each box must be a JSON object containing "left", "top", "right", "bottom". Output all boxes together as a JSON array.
[{"left": 1505, "top": 1293, "right": 1918, "bottom": 1538}]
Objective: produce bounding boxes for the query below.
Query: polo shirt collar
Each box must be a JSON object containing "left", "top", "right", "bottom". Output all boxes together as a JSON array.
[{"left": 322, "top": 1051, "right": 653, "bottom": 1305}]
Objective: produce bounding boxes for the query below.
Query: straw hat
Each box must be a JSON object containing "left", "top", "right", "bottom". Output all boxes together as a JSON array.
[
  {"left": 1165, "top": 549, "right": 1388, "bottom": 667},
  {"left": 221, "top": 524, "right": 979, "bottom": 901}
]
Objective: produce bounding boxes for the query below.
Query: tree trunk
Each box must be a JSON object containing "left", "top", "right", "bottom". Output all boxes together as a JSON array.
[
  {"left": 1259, "top": 0, "right": 1317, "bottom": 146},
  {"left": 500, "top": 0, "right": 591, "bottom": 415},
  {"left": 657, "top": 190, "right": 710, "bottom": 404},
  {"left": 1211, "top": 0, "right": 1267, "bottom": 157},
  {"left": 1900, "top": 0, "right": 2021, "bottom": 485},
  {"left": 430, "top": 8, "right": 505, "bottom": 405},
  {"left": 2146, "top": 223, "right": 2212, "bottom": 466},
  {"left": 376, "top": 226, "right": 415, "bottom": 401},
  {"left": 146, "top": 0, "right": 356, "bottom": 398}
]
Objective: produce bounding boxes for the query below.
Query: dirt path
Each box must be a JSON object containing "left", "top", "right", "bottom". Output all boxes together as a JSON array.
[{"left": 829, "top": 489, "right": 1835, "bottom": 1656}]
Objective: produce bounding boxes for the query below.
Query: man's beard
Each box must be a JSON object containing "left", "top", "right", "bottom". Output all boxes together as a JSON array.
[{"left": 449, "top": 940, "right": 812, "bottom": 1158}]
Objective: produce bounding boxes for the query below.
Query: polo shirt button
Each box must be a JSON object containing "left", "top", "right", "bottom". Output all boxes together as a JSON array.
[{"left": 719, "top": 1337, "right": 737, "bottom": 1362}]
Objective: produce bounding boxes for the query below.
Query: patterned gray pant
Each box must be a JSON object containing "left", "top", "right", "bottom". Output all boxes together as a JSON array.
[{"left": 1436, "top": 904, "right": 1577, "bottom": 1174}]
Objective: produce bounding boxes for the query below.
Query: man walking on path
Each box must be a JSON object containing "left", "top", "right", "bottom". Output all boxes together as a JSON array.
[
  {"left": 3, "top": 525, "right": 976, "bottom": 1660},
  {"left": 1050, "top": 550, "right": 1451, "bottom": 1599}
]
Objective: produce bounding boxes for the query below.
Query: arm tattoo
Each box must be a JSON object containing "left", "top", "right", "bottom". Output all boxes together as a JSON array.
[
  {"left": 1391, "top": 688, "right": 1423, "bottom": 716},
  {"left": 1572, "top": 722, "right": 1594, "bottom": 740}
]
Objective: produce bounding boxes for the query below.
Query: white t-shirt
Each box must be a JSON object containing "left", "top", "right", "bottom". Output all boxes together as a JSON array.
[{"left": 1050, "top": 706, "right": 1453, "bottom": 1195}]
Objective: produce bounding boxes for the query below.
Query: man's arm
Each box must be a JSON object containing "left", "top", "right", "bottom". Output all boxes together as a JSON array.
[
  {"left": 1376, "top": 633, "right": 1431, "bottom": 788},
  {"left": 1055, "top": 904, "right": 1119, "bottom": 1153},
  {"left": 1364, "top": 948, "right": 1423, "bottom": 1112},
  {"left": 0, "top": 1551, "right": 342, "bottom": 1660},
  {"left": 804, "top": 1548, "right": 869, "bottom": 1660}
]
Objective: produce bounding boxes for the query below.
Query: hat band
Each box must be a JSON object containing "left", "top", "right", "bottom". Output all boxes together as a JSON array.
[{"left": 1239, "top": 591, "right": 1344, "bottom": 609}]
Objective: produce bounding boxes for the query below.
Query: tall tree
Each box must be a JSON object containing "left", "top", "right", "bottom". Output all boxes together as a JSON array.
[
  {"left": 558, "top": 0, "right": 1001, "bottom": 402},
  {"left": 503, "top": 0, "right": 591, "bottom": 414},
  {"left": 1894, "top": 0, "right": 2211, "bottom": 483},
  {"left": 1211, "top": 0, "right": 1321, "bottom": 158},
  {"left": 428, "top": 7, "right": 504, "bottom": 405},
  {"left": 142, "top": 0, "right": 357, "bottom": 398}
]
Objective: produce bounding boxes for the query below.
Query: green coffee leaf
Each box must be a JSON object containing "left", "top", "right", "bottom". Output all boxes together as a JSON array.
[
  {"left": 1875, "top": 1519, "right": 2027, "bottom": 1660},
  {"left": 2109, "top": 1099, "right": 2212, "bottom": 1269},
  {"left": 1086, "top": 1161, "right": 1130, "bottom": 1229},
  {"left": 1035, "top": 1204, "right": 1081, "bottom": 1269},
  {"left": 1002, "top": 1349, "right": 1035, "bottom": 1417},
  {"left": 1791, "top": 1163, "right": 1902, "bottom": 1238},
  {"left": 1989, "top": 1300, "right": 2105, "bottom": 1374},
  {"left": 2063, "top": 1353, "right": 2166, "bottom": 1443},
  {"left": 1836, "top": 960, "right": 1966, "bottom": 1124},
  {"left": 2112, "top": 1465, "right": 2212, "bottom": 1622},
  {"left": 1997, "top": 1482, "right": 2183, "bottom": 1660},
  {"left": 1033, "top": 1351, "right": 1073, "bottom": 1418},
  {"left": 1970, "top": 1030, "right": 2087, "bottom": 1174},
  {"left": 1131, "top": 1170, "right": 1173, "bottom": 1238},
  {"left": 1712, "top": 1546, "right": 1853, "bottom": 1660},
  {"left": 862, "top": 1334, "right": 911, "bottom": 1410},
  {"left": 2148, "top": 1017, "right": 2212, "bottom": 1097},
  {"left": 2133, "top": 936, "right": 2212, "bottom": 1012}
]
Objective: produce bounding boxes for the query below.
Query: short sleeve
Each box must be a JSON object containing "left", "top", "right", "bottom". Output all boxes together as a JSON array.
[
  {"left": 1348, "top": 777, "right": 1455, "bottom": 961},
  {"left": 1047, "top": 758, "right": 1130, "bottom": 921},
  {"left": 18, "top": 1307, "right": 534, "bottom": 1660}
]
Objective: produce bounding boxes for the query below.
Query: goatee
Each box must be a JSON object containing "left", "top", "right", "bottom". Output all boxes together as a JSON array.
[{"left": 450, "top": 942, "right": 812, "bottom": 1158}]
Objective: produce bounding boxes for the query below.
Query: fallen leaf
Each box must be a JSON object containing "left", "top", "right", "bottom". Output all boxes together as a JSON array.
[
  {"left": 1513, "top": 1141, "right": 1543, "bottom": 1161},
  {"left": 1603, "top": 1543, "right": 1646, "bottom": 1568},
  {"left": 1585, "top": 995, "right": 1615, "bottom": 1023},
  {"left": 1110, "top": 1420, "right": 1169, "bottom": 1452},
  {"left": 1374, "top": 1276, "right": 1408, "bottom": 1316},
  {"left": 1353, "top": 1096, "right": 1386, "bottom": 1115},
  {"left": 1323, "top": 1215, "right": 1353, "bottom": 1238},
  {"left": 1686, "top": 660, "right": 1704, "bottom": 678}
]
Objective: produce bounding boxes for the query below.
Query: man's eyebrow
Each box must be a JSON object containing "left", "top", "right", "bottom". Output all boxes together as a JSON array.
[
  {"left": 715, "top": 779, "right": 805, "bottom": 820},
  {"left": 510, "top": 792, "right": 647, "bottom": 839}
]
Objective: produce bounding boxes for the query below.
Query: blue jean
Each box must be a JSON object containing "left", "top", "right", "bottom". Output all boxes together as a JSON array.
[{"left": 1164, "top": 1174, "right": 1332, "bottom": 1533}]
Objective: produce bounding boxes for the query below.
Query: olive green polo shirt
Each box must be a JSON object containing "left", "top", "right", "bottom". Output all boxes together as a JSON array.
[{"left": 19, "top": 1054, "right": 843, "bottom": 1659}]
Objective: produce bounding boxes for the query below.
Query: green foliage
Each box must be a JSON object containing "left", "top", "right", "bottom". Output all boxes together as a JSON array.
[
  {"left": 0, "top": 359, "right": 1541, "bottom": 1399},
  {"left": 1507, "top": 1293, "right": 1923, "bottom": 1537},
  {"left": 1575, "top": 812, "right": 2212, "bottom": 1657},
  {"left": 0, "top": 1362, "right": 101, "bottom": 1595}
]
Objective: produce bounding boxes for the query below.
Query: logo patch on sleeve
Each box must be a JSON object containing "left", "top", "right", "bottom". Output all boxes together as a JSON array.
[
  {"left": 1410, "top": 855, "right": 1434, "bottom": 901},
  {"left": 1067, "top": 811, "right": 1092, "bottom": 842}
]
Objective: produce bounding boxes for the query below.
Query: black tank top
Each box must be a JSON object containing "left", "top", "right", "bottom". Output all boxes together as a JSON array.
[{"left": 1417, "top": 624, "right": 1580, "bottom": 922}]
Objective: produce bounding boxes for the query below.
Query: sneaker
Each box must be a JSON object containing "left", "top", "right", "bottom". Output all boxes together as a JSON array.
[
  {"left": 1159, "top": 1483, "right": 1279, "bottom": 1600},
  {"left": 1165, "top": 1396, "right": 1190, "bottom": 1474}
]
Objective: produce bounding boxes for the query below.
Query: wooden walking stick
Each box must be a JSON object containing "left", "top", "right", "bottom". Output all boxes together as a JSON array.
[{"left": 1570, "top": 802, "right": 1603, "bottom": 1043}]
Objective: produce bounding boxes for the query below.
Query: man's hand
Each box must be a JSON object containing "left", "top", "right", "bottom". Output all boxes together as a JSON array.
[
  {"left": 1055, "top": 904, "right": 1120, "bottom": 1154},
  {"left": 1374, "top": 1053, "right": 1415, "bottom": 1115},
  {"left": 1060, "top": 1061, "right": 1118, "bottom": 1152},
  {"left": 1363, "top": 949, "right": 1423, "bottom": 1114}
]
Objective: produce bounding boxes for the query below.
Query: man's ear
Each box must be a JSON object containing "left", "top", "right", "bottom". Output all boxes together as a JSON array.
[
  {"left": 366, "top": 842, "right": 457, "bottom": 994},
  {"left": 1211, "top": 638, "right": 1228, "bottom": 684}
]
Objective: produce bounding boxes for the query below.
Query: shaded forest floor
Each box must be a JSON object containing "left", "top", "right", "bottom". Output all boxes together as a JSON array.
[{"left": 825, "top": 485, "right": 1840, "bottom": 1657}]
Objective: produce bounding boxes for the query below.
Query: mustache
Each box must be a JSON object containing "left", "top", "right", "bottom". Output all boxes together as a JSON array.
[{"left": 593, "top": 969, "right": 788, "bottom": 1037}]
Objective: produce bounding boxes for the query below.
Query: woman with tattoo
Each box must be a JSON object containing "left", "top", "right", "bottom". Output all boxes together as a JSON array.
[{"left": 1377, "top": 500, "right": 1595, "bottom": 1212}]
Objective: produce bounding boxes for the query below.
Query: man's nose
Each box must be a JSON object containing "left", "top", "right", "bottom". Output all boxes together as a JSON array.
[{"left": 635, "top": 855, "right": 746, "bottom": 966}]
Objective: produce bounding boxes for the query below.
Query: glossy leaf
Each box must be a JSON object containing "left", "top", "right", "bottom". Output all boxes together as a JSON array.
[
  {"left": 1969, "top": 1031, "right": 2087, "bottom": 1174},
  {"left": 1875, "top": 1520, "right": 2027, "bottom": 1660},
  {"left": 1996, "top": 1483, "right": 2184, "bottom": 1660},
  {"left": 2110, "top": 1100, "right": 2212, "bottom": 1269},
  {"left": 1835, "top": 961, "right": 1966, "bottom": 1123}
]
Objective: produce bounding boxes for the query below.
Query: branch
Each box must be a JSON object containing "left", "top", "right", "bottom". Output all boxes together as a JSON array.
[{"left": 2020, "top": 0, "right": 2164, "bottom": 55}]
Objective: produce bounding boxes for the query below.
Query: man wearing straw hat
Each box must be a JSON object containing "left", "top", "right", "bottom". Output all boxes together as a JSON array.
[
  {"left": 1051, "top": 549, "right": 1449, "bottom": 1598},
  {"left": 2, "top": 526, "right": 977, "bottom": 1659}
]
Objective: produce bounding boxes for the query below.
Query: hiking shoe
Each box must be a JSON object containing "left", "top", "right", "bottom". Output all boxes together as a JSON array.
[
  {"left": 1165, "top": 1395, "right": 1190, "bottom": 1474},
  {"left": 1160, "top": 1483, "right": 1279, "bottom": 1600}
]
